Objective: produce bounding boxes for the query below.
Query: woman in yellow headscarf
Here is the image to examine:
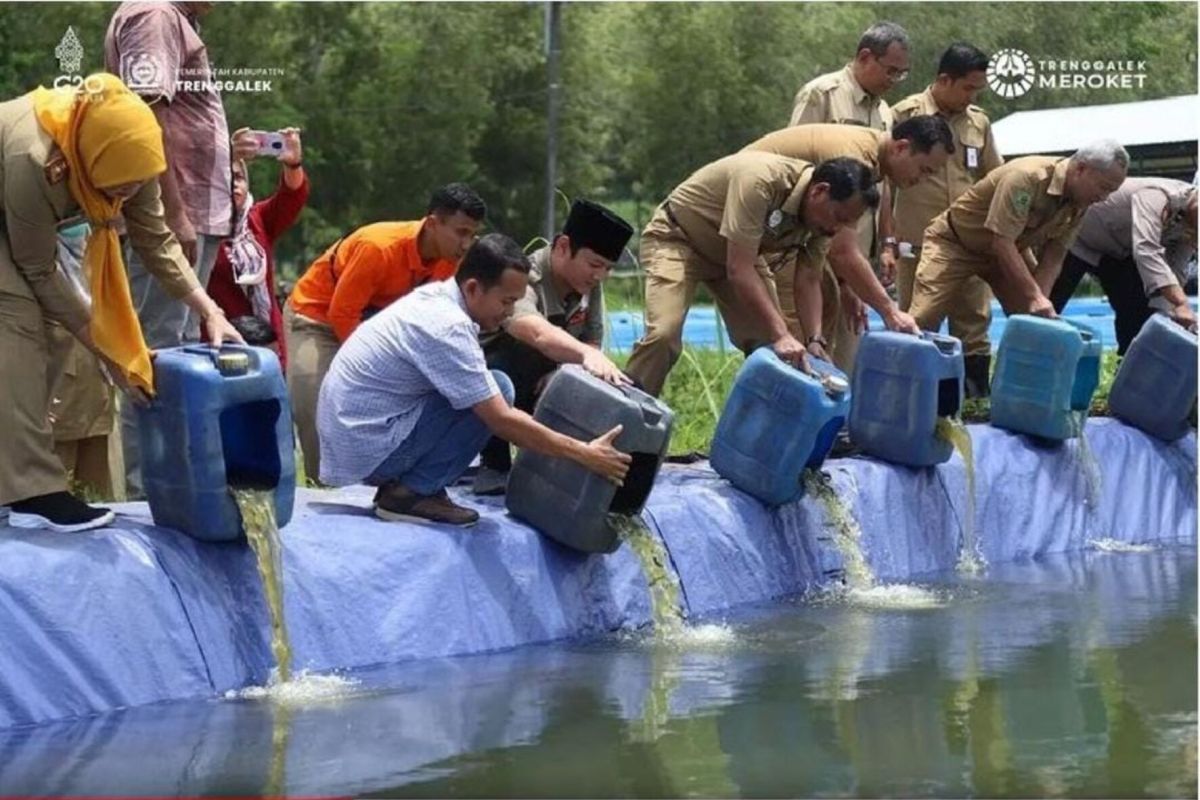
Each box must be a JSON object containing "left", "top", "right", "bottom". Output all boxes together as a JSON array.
[{"left": 0, "top": 73, "right": 241, "bottom": 532}]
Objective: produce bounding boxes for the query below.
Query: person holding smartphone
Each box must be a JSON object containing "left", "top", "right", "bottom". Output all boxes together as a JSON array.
[{"left": 205, "top": 128, "right": 309, "bottom": 369}]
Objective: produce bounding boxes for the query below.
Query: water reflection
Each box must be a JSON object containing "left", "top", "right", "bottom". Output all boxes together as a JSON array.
[{"left": 0, "top": 548, "right": 1192, "bottom": 798}]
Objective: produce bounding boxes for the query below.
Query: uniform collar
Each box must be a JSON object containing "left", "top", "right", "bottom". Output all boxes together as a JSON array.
[
  {"left": 1048, "top": 158, "right": 1070, "bottom": 199},
  {"left": 843, "top": 63, "right": 874, "bottom": 104},
  {"left": 918, "top": 86, "right": 944, "bottom": 116},
  {"left": 782, "top": 164, "right": 815, "bottom": 217}
]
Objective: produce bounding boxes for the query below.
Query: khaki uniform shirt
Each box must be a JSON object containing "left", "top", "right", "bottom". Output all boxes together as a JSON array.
[
  {"left": 789, "top": 65, "right": 893, "bottom": 131},
  {"left": 480, "top": 245, "right": 604, "bottom": 349},
  {"left": 742, "top": 125, "right": 884, "bottom": 182},
  {"left": 0, "top": 95, "right": 200, "bottom": 335},
  {"left": 1070, "top": 177, "right": 1197, "bottom": 297},
  {"left": 891, "top": 88, "right": 1004, "bottom": 249},
  {"left": 927, "top": 156, "right": 1088, "bottom": 259},
  {"left": 646, "top": 151, "right": 832, "bottom": 272}
]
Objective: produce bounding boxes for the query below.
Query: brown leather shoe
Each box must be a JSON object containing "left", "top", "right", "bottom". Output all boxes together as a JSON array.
[{"left": 374, "top": 483, "right": 479, "bottom": 527}]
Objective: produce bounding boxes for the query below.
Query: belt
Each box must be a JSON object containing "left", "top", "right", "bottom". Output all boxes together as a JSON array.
[
  {"left": 946, "top": 209, "right": 964, "bottom": 245},
  {"left": 664, "top": 201, "right": 681, "bottom": 229}
]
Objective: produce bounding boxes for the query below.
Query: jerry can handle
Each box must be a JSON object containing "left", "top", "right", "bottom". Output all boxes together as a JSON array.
[
  {"left": 920, "top": 331, "right": 961, "bottom": 355},
  {"left": 612, "top": 380, "right": 664, "bottom": 426},
  {"left": 639, "top": 401, "right": 663, "bottom": 426},
  {"left": 180, "top": 343, "right": 255, "bottom": 375}
]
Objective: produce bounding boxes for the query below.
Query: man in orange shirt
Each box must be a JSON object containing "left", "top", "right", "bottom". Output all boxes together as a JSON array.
[{"left": 285, "top": 182, "right": 486, "bottom": 481}]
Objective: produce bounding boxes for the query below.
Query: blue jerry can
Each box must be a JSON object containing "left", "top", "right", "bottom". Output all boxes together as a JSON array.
[
  {"left": 135, "top": 345, "right": 296, "bottom": 542},
  {"left": 506, "top": 366, "right": 675, "bottom": 554},
  {"left": 991, "top": 316, "right": 1102, "bottom": 440},
  {"left": 710, "top": 348, "right": 850, "bottom": 506},
  {"left": 1109, "top": 314, "right": 1198, "bottom": 442},
  {"left": 849, "top": 331, "right": 964, "bottom": 466}
]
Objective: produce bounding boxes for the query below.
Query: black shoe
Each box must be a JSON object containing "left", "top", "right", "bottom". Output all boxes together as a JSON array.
[
  {"left": 665, "top": 450, "right": 707, "bottom": 464},
  {"left": 964, "top": 354, "right": 992, "bottom": 399},
  {"left": 8, "top": 492, "right": 114, "bottom": 533},
  {"left": 374, "top": 483, "right": 479, "bottom": 527}
]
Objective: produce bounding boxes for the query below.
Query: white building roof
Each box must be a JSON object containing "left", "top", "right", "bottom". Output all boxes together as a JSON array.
[{"left": 992, "top": 94, "right": 1198, "bottom": 157}]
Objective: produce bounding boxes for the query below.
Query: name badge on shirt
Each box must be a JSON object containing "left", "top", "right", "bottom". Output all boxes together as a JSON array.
[{"left": 965, "top": 146, "right": 980, "bottom": 170}]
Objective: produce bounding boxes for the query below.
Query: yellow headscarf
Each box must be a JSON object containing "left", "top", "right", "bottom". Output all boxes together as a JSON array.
[{"left": 32, "top": 73, "right": 167, "bottom": 395}]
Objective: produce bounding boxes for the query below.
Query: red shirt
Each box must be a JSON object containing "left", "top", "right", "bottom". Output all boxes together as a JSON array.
[{"left": 206, "top": 173, "right": 310, "bottom": 370}]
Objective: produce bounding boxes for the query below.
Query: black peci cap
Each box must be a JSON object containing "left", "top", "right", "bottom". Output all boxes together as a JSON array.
[{"left": 561, "top": 199, "right": 634, "bottom": 262}]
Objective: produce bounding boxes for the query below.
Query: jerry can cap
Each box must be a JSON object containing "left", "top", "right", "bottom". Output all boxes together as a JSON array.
[
  {"left": 821, "top": 374, "right": 849, "bottom": 399},
  {"left": 216, "top": 351, "right": 250, "bottom": 376}
]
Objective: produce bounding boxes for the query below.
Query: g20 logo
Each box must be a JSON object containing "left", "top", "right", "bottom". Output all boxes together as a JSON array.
[{"left": 52, "top": 73, "right": 110, "bottom": 101}]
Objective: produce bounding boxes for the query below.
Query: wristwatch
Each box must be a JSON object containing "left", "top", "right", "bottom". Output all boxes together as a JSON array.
[
  {"left": 882, "top": 236, "right": 899, "bottom": 251},
  {"left": 806, "top": 334, "right": 830, "bottom": 348}
]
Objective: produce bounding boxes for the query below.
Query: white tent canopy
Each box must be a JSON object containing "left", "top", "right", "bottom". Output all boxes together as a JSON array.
[{"left": 992, "top": 94, "right": 1198, "bottom": 157}]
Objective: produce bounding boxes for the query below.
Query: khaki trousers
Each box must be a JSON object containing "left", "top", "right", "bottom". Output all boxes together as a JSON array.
[
  {"left": 899, "top": 251, "right": 993, "bottom": 357},
  {"left": 625, "top": 232, "right": 779, "bottom": 397},
  {"left": 0, "top": 247, "right": 68, "bottom": 506},
  {"left": 44, "top": 322, "right": 118, "bottom": 500},
  {"left": 285, "top": 304, "right": 340, "bottom": 483},
  {"left": 55, "top": 436, "right": 115, "bottom": 499},
  {"left": 909, "top": 235, "right": 1010, "bottom": 356}
]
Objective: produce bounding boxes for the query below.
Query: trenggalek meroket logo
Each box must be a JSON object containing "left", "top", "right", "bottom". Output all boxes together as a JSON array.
[{"left": 987, "top": 48, "right": 1036, "bottom": 99}]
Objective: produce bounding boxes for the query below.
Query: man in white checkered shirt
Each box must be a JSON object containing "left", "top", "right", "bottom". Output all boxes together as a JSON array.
[{"left": 317, "top": 234, "right": 631, "bottom": 526}]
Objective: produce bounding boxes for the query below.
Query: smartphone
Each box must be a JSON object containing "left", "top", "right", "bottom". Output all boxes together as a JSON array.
[{"left": 250, "top": 130, "right": 286, "bottom": 159}]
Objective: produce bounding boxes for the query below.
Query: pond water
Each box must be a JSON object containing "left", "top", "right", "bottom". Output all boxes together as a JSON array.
[{"left": 1, "top": 547, "right": 1193, "bottom": 798}]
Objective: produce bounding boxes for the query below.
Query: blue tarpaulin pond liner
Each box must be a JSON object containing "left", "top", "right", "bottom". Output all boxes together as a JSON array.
[{"left": 0, "top": 418, "right": 1193, "bottom": 730}]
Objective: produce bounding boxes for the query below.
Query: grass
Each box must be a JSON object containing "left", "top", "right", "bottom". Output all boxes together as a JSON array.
[{"left": 610, "top": 348, "right": 743, "bottom": 455}]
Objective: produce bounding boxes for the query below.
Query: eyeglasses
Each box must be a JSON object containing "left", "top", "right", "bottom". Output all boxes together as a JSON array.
[{"left": 874, "top": 55, "right": 910, "bottom": 82}]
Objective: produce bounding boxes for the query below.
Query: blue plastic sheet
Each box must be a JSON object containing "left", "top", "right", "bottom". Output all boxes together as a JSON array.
[{"left": 0, "top": 418, "right": 1193, "bottom": 729}]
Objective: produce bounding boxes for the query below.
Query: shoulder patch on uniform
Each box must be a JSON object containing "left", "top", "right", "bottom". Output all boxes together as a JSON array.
[
  {"left": 966, "top": 105, "right": 992, "bottom": 122},
  {"left": 1011, "top": 189, "right": 1032, "bottom": 215},
  {"left": 813, "top": 71, "right": 841, "bottom": 90}
]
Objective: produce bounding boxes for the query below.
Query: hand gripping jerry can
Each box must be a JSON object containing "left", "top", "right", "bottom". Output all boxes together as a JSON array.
[
  {"left": 506, "top": 366, "right": 674, "bottom": 554},
  {"left": 710, "top": 349, "right": 850, "bottom": 506},
  {"left": 849, "top": 331, "right": 964, "bottom": 466},
  {"left": 136, "top": 345, "right": 295, "bottom": 541}
]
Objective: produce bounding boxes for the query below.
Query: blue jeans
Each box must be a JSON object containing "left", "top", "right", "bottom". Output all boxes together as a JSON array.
[{"left": 366, "top": 371, "right": 514, "bottom": 495}]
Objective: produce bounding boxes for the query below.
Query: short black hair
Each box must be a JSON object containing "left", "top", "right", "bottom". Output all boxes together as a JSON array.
[
  {"left": 428, "top": 182, "right": 487, "bottom": 221},
  {"left": 455, "top": 233, "right": 530, "bottom": 289},
  {"left": 892, "top": 115, "right": 956, "bottom": 155},
  {"left": 230, "top": 315, "right": 277, "bottom": 346},
  {"left": 551, "top": 233, "right": 582, "bottom": 258},
  {"left": 813, "top": 158, "right": 880, "bottom": 209},
  {"left": 937, "top": 43, "right": 990, "bottom": 80}
]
